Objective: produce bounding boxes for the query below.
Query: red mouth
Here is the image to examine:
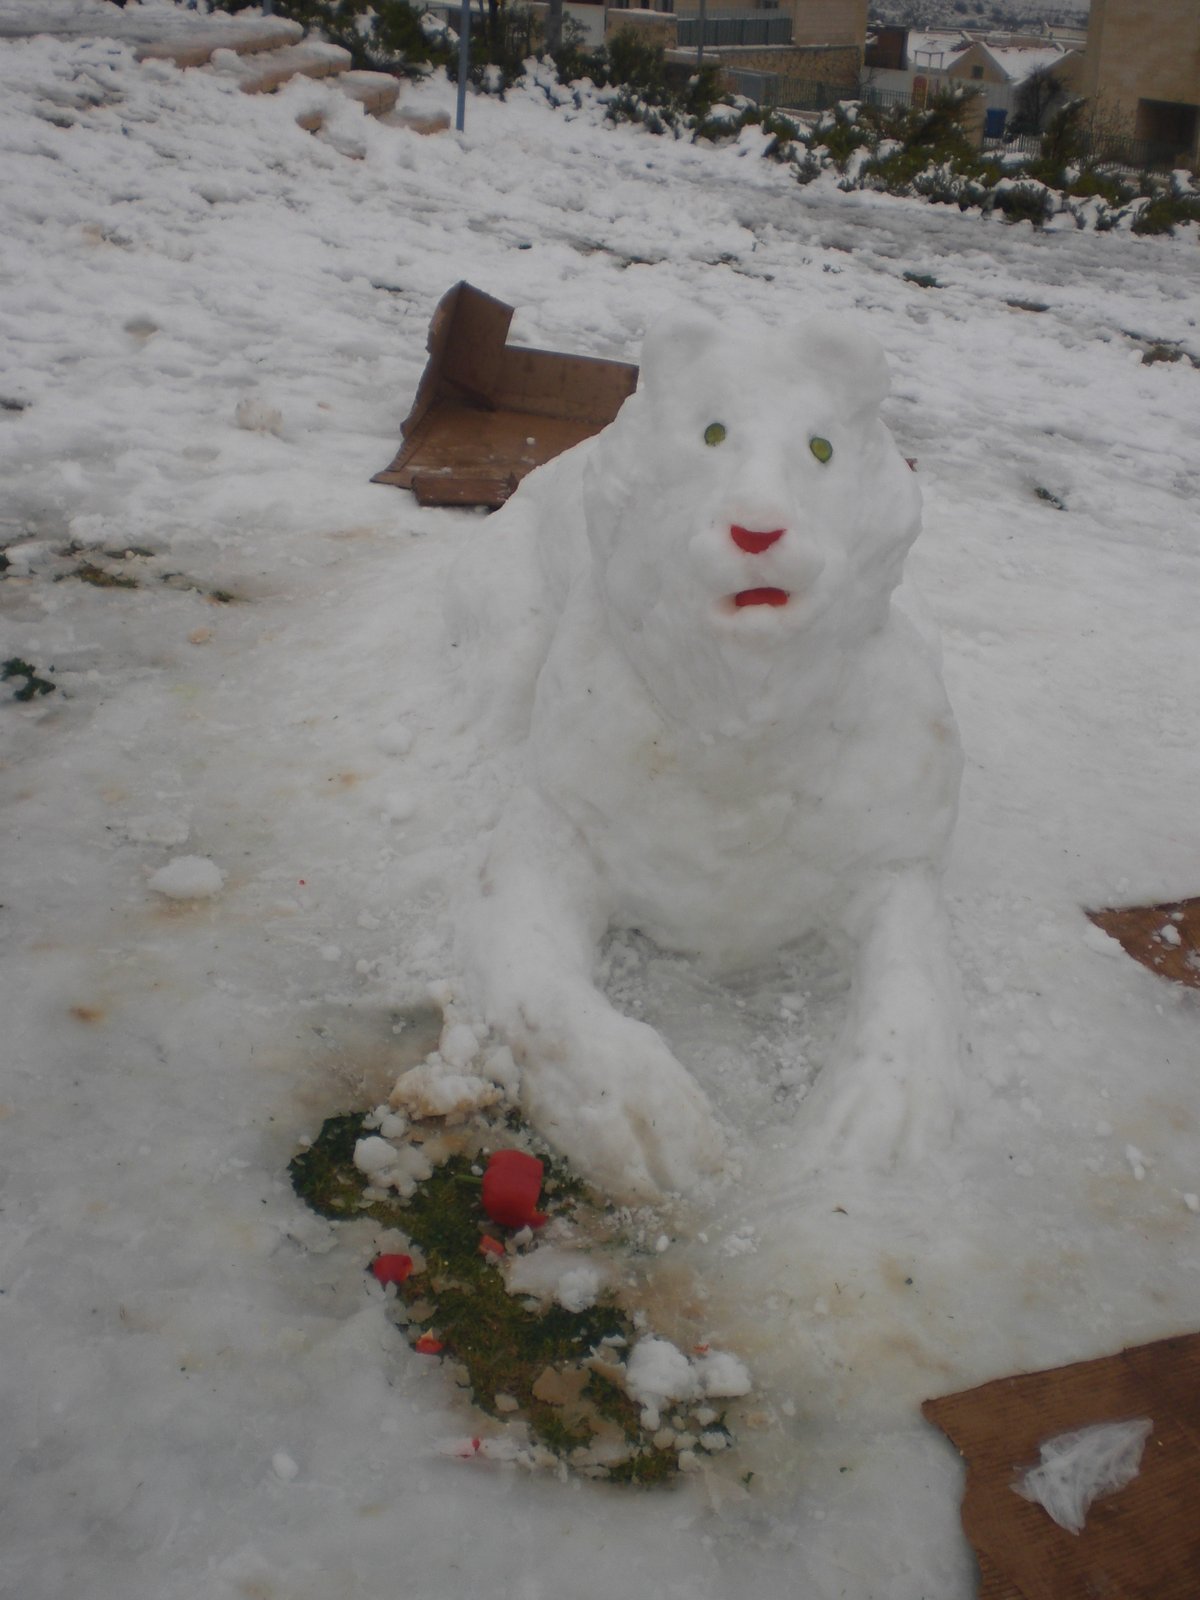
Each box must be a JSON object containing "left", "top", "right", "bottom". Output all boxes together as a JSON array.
[{"left": 734, "top": 587, "right": 790, "bottom": 608}]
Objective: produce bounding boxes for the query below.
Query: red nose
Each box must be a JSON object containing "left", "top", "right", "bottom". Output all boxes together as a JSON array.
[{"left": 731, "top": 525, "right": 785, "bottom": 554}]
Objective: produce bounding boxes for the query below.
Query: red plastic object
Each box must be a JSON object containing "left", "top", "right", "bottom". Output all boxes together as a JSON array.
[
  {"left": 731, "top": 525, "right": 785, "bottom": 554},
  {"left": 734, "top": 587, "right": 789, "bottom": 608},
  {"left": 414, "top": 1331, "right": 445, "bottom": 1354},
  {"left": 479, "top": 1235, "right": 505, "bottom": 1259},
  {"left": 481, "top": 1150, "right": 547, "bottom": 1230},
  {"left": 370, "top": 1253, "right": 414, "bottom": 1288}
]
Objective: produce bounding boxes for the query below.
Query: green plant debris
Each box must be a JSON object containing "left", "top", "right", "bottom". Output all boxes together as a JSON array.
[
  {"left": 1141, "top": 343, "right": 1185, "bottom": 367},
  {"left": 160, "top": 573, "right": 242, "bottom": 603},
  {"left": 289, "top": 1109, "right": 741, "bottom": 1484},
  {"left": 902, "top": 271, "right": 940, "bottom": 289},
  {"left": 1035, "top": 486, "right": 1067, "bottom": 510},
  {"left": 604, "top": 1445, "right": 680, "bottom": 1486},
  {"left": 64, "top": 560, "right": 139, "bottom": 590},
  {"left": 288, "top": 1111, "right": 408, "bottom": 1224},
  {"left": 3, "top": 657, "right": 56, "bottom": 702},
  {"left": 583, "top": 1368, "right": 644, "bottom": 1440}
]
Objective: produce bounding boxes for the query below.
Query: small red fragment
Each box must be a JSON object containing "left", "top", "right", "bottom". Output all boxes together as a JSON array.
[
  {"left": 481, "top": 1149, "right": 547, "bottom": 1230},
  {"left": 479, "top": 1235, "right": 505, "bottom": 1259},
  {"left": 370, "top": 1253, "right": 413, "bottom": 1288},
  {"left": 414, "top": 1332, "right": 444, "bottom": 1354}
]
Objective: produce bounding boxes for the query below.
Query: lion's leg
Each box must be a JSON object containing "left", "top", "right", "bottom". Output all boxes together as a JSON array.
[
  {"left": 798, "top": 868, "right": 962, "bottom": 1168},
  {"left": 462, "top": 786, "right": 724, "bottom": 1200}
]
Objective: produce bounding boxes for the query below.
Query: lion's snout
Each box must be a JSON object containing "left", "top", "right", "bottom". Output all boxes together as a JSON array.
[{"left": 730, "top": 524, "right": 786, "bottom": 555}]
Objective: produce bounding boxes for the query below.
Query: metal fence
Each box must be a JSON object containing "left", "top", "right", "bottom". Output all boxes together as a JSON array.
[
  {"left": 981, "top": 128, "right": 1181, "bottom": 171},
  {"left": 858, "top": 84, "right": 911, "bottom": 112},
  {"left": 676, "top": 13, "right": 793, "bottom": 47},
  {"left": 983, "top": 129, "right": 1040, "bottom": 156}
]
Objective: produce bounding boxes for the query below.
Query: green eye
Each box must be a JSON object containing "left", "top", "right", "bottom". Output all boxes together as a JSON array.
[
  {"left": 703, "top": 422, "right": 726, "bottom": 447},
  {"left": 809, "top": 436, "right": 833, "bottom": 464}
]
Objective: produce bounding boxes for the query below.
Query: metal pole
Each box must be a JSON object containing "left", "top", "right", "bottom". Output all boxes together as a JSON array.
[
  {"left": 456, "top": 0, "right": 470, "bottom": 132},
  {"left": 697, "top": 0, "right": 705, "bottom": 67}
]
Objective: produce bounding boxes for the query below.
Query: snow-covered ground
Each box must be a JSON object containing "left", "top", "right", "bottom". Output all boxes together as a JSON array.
[{"left": 2, "top": 11, "right": 1199, "bottom": 1598}]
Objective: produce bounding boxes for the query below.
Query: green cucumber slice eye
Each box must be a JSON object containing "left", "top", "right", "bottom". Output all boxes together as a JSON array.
[
  {"left": 809, "top": 436, "right": 833, "bottom": 464},
  {"left": 704, "top": 422, "right": 727, "bottom": 447}
]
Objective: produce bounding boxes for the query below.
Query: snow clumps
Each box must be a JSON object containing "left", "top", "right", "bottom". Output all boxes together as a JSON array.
[
  {"left": 234, "top": 396, "right": 284, "bottom": 437},
  {"left": 352, "top": 1133, "right": 433, "bottom": 1200},
  {"left": 503, "top": 1245, "right": 609, "bottom": 1313},
  {"left": 623, "top": 1335, "right": 751, "bottom": 1431},
  {"left": 147, "top": 855, "right": 225, "bottom": 900},
  {"left": 386, "top": 1013, "right": 518, "bottom": 1122}
]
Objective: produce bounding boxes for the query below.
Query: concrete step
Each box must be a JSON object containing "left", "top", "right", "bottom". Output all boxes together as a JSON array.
[
  {"left": 133, "top": 19, "right": 304, "bottom": 70},
  {"left": 336, "top": 70, "right": 403, "bottom": 116},
  {"left": 210, "top": 39, "right": 353, "bottom": 95},
  {"left": 379, "top": 106, "right": 452, "bottom": 136},
  {"left": 294, "top": 69, "right": 402, "bottom": 133}
]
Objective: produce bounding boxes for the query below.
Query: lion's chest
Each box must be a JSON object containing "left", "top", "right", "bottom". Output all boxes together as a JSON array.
[{"left": 526, "top": 620, "right": 955, "bottom": 970}]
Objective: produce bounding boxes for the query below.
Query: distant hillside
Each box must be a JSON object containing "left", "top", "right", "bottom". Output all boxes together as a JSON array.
[{"left": 868, "top": 2, "right": 1088, "bottom": 32}]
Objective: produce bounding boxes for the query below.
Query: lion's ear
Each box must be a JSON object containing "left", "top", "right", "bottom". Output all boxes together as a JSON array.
[
  {"left": 638, "top": 309, "right": 722, "bottom": 404},
  {"left": 794, "top": 317, "right": 890, "bottom": 423}
]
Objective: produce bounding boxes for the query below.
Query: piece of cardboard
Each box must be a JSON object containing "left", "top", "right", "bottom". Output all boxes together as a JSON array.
[
  {"left": 1087, "top": 897, "right": 1200, "bottom": 989},
  {"left": 372, "top": 282, "right": 639, "bottom": 508},
  {"left": 923, "top": 1331, "right": 1200, "bottom": 1600}
]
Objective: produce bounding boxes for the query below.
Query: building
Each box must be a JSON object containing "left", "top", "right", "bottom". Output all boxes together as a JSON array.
[
  {"left": 606, "top": 0, "right": 868, "bottom": 104},
  {"left": 866, "top": 28, "right": 1081, "bottom": 138},
  {"left": 1079, "top": 0, "right": 1200, "bottom": 162}
]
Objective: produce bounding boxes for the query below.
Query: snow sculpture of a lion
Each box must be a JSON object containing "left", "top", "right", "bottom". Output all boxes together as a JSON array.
[{"left": 454, "top": 308, "right": 963, "bottom": 1200}]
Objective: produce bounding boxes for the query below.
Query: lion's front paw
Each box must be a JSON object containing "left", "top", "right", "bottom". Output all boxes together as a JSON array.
[
  {"left": 796, "top": 1017, "right": 960, "bottom": 1171},
  {"left": 521, "top": 1011, "right": 724, "bottom": 1203}
]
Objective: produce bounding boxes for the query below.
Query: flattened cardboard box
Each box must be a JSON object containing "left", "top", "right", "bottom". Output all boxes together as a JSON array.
[
  {"left": 1087, "top": 897, "right": 1200, "bottom": 989},
  {"left": 923, "top": 1331, "right": 1200, "bottom": 1600},
  {"left": 373, "top": 281, "right": 639, "bottom": 508}
]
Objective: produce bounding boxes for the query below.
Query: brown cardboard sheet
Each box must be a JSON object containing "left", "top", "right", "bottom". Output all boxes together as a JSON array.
[
  {"left": 1087, "top": 897, "right": 1200, "bottom": 988},
  {"left": 923, "top": 1331, "right": 1200, "bottom": 1600},
  {"left": 372, "top": 281, "right": 639, "bottom": 508}
]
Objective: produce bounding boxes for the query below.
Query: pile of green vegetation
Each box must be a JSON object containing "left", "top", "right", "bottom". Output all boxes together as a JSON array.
[{"left": 290, "top": 1110, "right": 734, "bottom": 1484}]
